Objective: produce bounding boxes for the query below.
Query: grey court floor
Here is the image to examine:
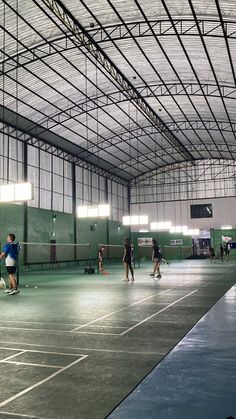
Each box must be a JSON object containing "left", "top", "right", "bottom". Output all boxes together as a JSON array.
[
  {"left": 0, "top": 260, "right": 235, "bottom": 419},
  {"left": 108, "top": 284, "right": 236, "bottom": 419}
]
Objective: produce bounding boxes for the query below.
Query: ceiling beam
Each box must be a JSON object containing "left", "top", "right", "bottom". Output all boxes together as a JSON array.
[{"left": 39, "top": 0, "right": 195, "bottom": 163}]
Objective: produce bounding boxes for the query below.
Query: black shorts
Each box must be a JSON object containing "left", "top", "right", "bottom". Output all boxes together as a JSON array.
[{"left": 6, "top": 266, "right": 16, "bottom": 274}]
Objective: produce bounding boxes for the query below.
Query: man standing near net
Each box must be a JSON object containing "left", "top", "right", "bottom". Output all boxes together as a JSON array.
[{"left": 0, "top": 233, "right": 20, "bottom": 295}]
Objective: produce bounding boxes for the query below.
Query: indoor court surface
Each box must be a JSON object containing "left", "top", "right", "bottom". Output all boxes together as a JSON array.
[{"left": 0, "top": 260, "right": 235, "bottom": 419}]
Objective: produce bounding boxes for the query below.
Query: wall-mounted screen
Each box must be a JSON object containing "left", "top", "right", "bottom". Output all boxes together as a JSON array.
[{"left": 190, "top": 204, "right": 213, "bottom": 219}]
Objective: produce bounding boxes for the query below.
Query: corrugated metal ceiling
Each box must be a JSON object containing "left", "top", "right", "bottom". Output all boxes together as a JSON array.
[{"left": 1, "top": 0, "right": 236, "bottom": 181}]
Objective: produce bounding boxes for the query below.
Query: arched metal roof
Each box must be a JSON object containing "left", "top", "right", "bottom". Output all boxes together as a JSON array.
[{"left": 1, "top": 0, "right": 236, "bottom": 182}]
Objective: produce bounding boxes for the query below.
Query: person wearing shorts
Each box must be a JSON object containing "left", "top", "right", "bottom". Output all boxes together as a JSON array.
[
  {"left": 122, "top": 237, "right": 134, "bottom": 283},
  {"left": 208, "top": 246, "right": 216, "bottom": 262},
  {"left": 150, "top": 238, "right": 162, "bottom": 279},
  {"left": 98, "top": 246, "right": 105, "bottom": 273},
  {"left": 0, "top": 233, "right": 20, "bottom": 295},
  {"left": 220, "top": 244, "right": 224, "bottom": 262},
  {"left": 224, "top": 243, "right": 230, "bottom": 262}
]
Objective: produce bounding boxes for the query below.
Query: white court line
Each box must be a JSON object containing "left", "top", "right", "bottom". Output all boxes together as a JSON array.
[
  {"left": 0, "top": 320, "right": 81, "bottom": 327},
  {"left": 0, "top": 326, "right": 121, "bottom": 337},
  {"left": 121, "top": 289, "right": 198, "bottom": 335},
  {"left": 1, "top": 351, "right": 26, "bottom": 362},
  {"left": 0, "top": 326, "right": 74, "bottom": 334},
  {"left": 0, "top": 292, "right": 172, "bottom": 335},
  {"left": 0, "top": 321, "right": 124, "bottom": 330},
  {"left": 181, "top": 268, "right": 235, "bottom": 288},
  {"left": 0, "top": 411, "right": 43, "bottom": 418},
  {"left": 3, "top": 361, "right": 61, "bottom": 369},
  {"left": 73, "top": 331, "right": 120, "bottom": 336},
  {"left": 0, "top": 354, "right": 88, "bottom": 408},
  {"left": 202, "top": 269, "right": 235, "bottom": 288},
  {"left": 0, "top": 347, "right": 86, "bottom": 357},
  {"left": 86, "top": 325, "right": 125, "bottom": 329},
  {"left": 0, "top": 340, "right": 166, "bottom": 356},
  {"left": 178, "top": 275, "right": 201, "bottom": 286},
  {"left": 71, "top": 289, "right": 171, "bottom": 332}
]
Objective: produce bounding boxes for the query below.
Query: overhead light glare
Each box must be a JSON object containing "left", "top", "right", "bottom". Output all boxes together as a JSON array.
[
  {"left": 122, "top": 215, "right": 148, "bottom": 226},
  {"left": 98, "top": 204, "right": 110, "bottom": 217},
  {"left": 170, "top": 225, "right": 188, "bottom": 233},
  {"left": 77, "top": 204, "right": 110, "bottom": 218},
  {"left": 183, "top": 228, "right": 200, "bottom": 236},
  {"left": 221, "top": 225, "right": 232, "bottom": 230},
  {"left": 150, "top": 221, "right": 172, "bottom": 230},
  {"left": 0, "top": 182, "right": 33, "bottom": 203},
  {"left": 87, "top": 207, "right": 98, "bottom": 217},
  {"left": 77, "top": 206, "right": 88, "bottom": 218}
]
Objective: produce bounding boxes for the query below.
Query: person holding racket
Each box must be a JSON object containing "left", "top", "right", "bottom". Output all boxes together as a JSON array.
[{"left": 0, "top": 233, "right": 20, "bottom": 295}]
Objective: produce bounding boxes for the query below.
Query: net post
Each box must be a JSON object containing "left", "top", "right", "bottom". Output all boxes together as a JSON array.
[
  {"left": 16, "top": 260, "right": 19, "bottom": 286},
  {"left": 97, "top": 244, "right": 99, "bottom": 273},
  {"left": 88, "top": 243, "right": 92, "bottom": 268},
  {"left": 0, "top": 241, "right": 2, "bottom": 278},
  {"left": 50, "top": 240, "right": 57, "bottom": 263}
]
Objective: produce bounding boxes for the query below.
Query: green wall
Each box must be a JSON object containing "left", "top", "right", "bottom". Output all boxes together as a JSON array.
[
  {"left": 0, "top": 203, "right": 24, "bottom": 246},
  {"left": 77, "top": 217, "right": 129, "bottom": 259},
  {"left": 0, "top": 204, "right": 130, "bottom": 264},
  {"left": 211, "top": 229, "right": 236, "bottom": 259},
  {"left": 27, "top": 207, "right": 74, "bottom": 243},
  {"left": 132, "top": 231, "right": 193, "bottom": 261},
  {"left": 1, "top": 204, "right": 202, "bottom": 264}
]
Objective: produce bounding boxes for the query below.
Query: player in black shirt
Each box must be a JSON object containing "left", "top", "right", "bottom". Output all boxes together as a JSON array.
[
  {"left": 123, "top": 237, "right": 134, "bottom": 283},
  {"left": 150, "top": 238, "right": 162, "bottom": 279}
]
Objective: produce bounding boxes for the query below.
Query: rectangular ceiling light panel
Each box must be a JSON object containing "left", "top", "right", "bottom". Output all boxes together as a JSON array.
[
  {"left": 77, "top": 204, "right": 110, "bottom": 218},
  {"left": 0, "top": 183, "right": 33, "bottom": 203}
]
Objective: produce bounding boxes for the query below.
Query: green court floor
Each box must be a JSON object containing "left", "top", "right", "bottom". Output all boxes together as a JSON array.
[{"left": 0, "top": 260, "right": 235, "bottom": 419}]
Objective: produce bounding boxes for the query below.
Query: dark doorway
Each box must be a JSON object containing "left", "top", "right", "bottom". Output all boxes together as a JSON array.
[{"left": 192, "top": 238, "right": 210, "bottom": 257}]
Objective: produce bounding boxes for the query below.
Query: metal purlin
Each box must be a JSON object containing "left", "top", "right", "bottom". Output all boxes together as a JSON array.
[
  {"left": 17, "top": 0, "right": 169, "bottom": 176},
  {"left": 39, "top": 0, "right": 194, "bottom": 164},
  {"left": 76, "top": 0, "right": 198, "bottom": 164},
  {"left": 1, "top": 1, "right": 144, "bottom": 180},
  {"left": 187, "top": 0, "right": 236, "bottom": 155},
  {"left": 0, "top": 0, "right": 192, "bottom": 180},
  {"left": 2, "top": 19, "right": 236, "bottom": 75}
]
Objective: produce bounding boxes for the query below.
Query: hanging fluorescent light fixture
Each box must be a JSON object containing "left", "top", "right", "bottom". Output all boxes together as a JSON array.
[
  {"left": 183, "top": 229, "right": 200, "bottom": 236},
  {"left": 77, "top": 206, "right": 88, "bottom": 218},
  {"left": 15, "top": 183, "right": 33, "bottom": 201},
  {"left": 150, "top": 221, "right": 172, "bottom": 231},
  {"left": 221, "top": 226, "right": 232, "bottom": 230},
  {"left": 98, "top": 204, "right": 110, "bottom": 217},
  {"left": 139, "top": 215, "right": 148, "bottom": 224},
  {"left": 122, "top": 215, "right": 148, "bottom": 225},
  {"left": 87, "top": 207, "right": 98, "bottom": 217},
  {"left": 77, "top": 204, "right": 110, "bottom": 218},
  {"left": 0, "top": 184, "right": 14, "bottom": 202},
  {"left": 0, "top": 182, "right": 33, "bottom": 203},
  {"left": 170, "top": 225, "right": 188, "bottom": 233}
]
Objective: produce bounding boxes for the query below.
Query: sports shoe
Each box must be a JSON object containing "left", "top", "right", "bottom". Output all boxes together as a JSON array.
[
  {"left": 149, "top": 273, "right": 154, "bottom": 277},
  {"left": 9, "top": 288, "right": 20, "bottom": 295},
  {"left": 5, "top": 289, "right": 12, "bottom": 293},
  {"left": 123, "top": 278, "right": 130, "bottom": 282}
]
